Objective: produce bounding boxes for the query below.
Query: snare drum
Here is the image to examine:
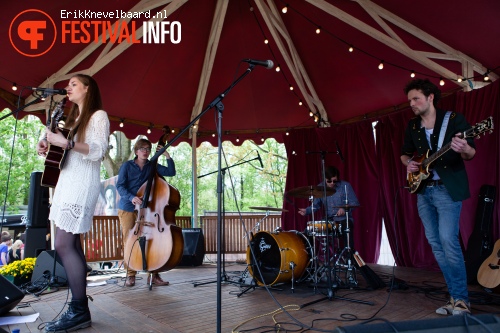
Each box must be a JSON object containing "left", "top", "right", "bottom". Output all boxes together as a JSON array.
[
  {"left": 306, "top": 220, "right": 332, "bottom": 236},
  {"left": 247, "top": 230, "right": 311, "bottom": 286}
]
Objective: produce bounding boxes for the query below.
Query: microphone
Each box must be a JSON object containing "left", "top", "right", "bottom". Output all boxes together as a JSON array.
[
  {"left": 31, "top": 87, "right": 67, "bottom": 96},
  {"left": 257, "top": 151, "right": 264, "bottom": 168},
  {"left": 242, "top": 59, "right": 274, "bottom": 69},
  {"left": 335, "top": 141, "right": 344, "bottom": 162}
]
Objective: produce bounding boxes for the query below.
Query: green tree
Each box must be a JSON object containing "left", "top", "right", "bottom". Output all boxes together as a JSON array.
[{"left": 0, "top": 110, "right": 45, "bottom": 211}]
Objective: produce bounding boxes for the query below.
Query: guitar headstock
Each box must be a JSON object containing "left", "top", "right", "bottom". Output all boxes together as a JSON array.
[
  {"left": 464, "top": 116, "right": 494, "bottom": 139},
  {"left": 47, "top": 98, "right": 67, "bottom": 132}
]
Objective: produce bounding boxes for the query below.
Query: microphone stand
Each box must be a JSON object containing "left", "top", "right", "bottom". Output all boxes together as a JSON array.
[
  {"left": 152, "top": 64, "right": 257, "bottom": 333},
  {"left": 300, "top": 151, "right": 373, "bottom": 309},
  {"left": 193, "top": 155, "right": 260, "bottom": 287},
  {"left": 0, "top": 95, "right": 45, "bottom": 122}
]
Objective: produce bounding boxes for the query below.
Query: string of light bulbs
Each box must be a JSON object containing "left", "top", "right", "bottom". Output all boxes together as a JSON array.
[{"left": 276, "top": 0, "right": 498, "bottom": 85}]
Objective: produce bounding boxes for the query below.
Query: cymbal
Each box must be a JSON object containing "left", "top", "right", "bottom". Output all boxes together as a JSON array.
[
  {"left": 332, "top": 204, "right": 360, "bottom": 209},
  {"left": 249, "top": 206, "right": 288, "bottom": 212},
  {"left": 287, "top": 186, "right": 335, "bottom": 199}
]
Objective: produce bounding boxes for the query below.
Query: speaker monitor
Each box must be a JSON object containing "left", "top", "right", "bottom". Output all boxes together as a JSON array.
[
  {"left": 24, "top": 227, "right": 48, "bottom": 259},
  {"left": 27, "top": 171, "right": 50, "bottom": 228},
  {"left": 334, "top": 314, "right": 500, "bottom": 333},
  {"left": 0, "top": 275, "right": 25, "bottom": 315},
  {"left": 179, "top": 228, "right": 205, "bottom": 266},
  {"left": 31, "top": 250, "right": 67, "bottom": 285}
]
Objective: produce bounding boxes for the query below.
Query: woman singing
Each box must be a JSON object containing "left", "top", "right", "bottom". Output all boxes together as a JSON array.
[{"left": 36, "top": 74, "right": 109, "bottom": 332}]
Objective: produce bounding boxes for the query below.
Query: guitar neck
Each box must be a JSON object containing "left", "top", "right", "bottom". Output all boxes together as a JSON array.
[
  {"left": 423, "top": 141, "right": 453, "bottom": 168},
  {"left": 422, "top": 126, "right": 475, "bottom": 168}
]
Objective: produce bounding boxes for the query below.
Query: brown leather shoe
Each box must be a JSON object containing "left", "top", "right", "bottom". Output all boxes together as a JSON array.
[
  {"left": 125, "top": 276, "right": 136, "bottom": 287},
  {"left": 147, "top": 274, "right": 169, "bottom": 286}
]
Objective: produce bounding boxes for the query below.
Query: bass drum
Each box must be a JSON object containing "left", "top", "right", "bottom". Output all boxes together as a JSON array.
[{"left": 247, "top": 230, "right": 311, "bottom": 286}]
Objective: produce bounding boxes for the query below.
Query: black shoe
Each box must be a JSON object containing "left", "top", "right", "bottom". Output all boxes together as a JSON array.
[{"left": 45, "top": 298, "right": 92, "bottom": 332}]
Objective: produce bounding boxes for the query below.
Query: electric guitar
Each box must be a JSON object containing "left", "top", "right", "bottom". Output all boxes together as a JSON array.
[
  {"left": 41, "top": 98, "right": 70, "bottom": 187},
  {"left": 477, "top": 239, "right": 500, "bottom": 289},
  {"left": 407, "top": 116, "right": 494, "bottom": 193}
]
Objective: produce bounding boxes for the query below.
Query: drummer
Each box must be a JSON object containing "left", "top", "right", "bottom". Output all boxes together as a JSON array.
[{"left": 298, "top": 166, "right": 359, "bottom": 249}]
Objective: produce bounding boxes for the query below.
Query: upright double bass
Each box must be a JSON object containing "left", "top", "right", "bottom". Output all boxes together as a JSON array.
[{"left": 123, "top": 129, "right": 184, "bottom": 286}]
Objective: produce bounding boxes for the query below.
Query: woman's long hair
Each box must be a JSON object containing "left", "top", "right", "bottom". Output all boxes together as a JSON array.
[{"left": 65, "top": 74, "right": 103, "bottom": 143}]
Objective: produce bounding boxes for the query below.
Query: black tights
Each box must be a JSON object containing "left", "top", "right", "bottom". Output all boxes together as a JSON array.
[{"left": 54, "top": 227, "right": 87, "bottom": 301}]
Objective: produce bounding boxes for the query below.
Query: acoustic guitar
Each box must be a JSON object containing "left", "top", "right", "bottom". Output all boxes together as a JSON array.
[
  {"left": 407, "top": 116, "right": 494, "bottom": 193},
  {"left": 477, "top": 239, "right": 500, "bottom": 289},
  {"left": 41, "top": 98, "right": 70, "bottom": 188}
]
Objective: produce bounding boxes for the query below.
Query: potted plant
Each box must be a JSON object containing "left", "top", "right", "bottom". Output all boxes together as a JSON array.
[{"left": 0, "top": 257, "right": 36, "bottom": 286}]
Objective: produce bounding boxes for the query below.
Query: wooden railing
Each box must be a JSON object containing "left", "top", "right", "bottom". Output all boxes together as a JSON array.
[
  {"left": 82, "top": 216, "right": 123, "bottom": 262},
  {"left": 82, "top": 214, "right": 282, "bottom": 262},
  {"left": 199, "top": 215, "right": 282, "bottom": 254}
]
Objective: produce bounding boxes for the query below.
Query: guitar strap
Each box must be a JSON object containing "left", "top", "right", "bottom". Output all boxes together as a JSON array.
[{"left": 437, "top": 111, "right": 452, "bottom": 150}]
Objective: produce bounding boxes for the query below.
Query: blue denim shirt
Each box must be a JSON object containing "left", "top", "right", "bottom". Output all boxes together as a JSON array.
[
  {"left": 304, "top": 180, "right": 359, "bottom": 222},
  {"left": 117, "top": 158, "right": 176, "bottom": 212}
]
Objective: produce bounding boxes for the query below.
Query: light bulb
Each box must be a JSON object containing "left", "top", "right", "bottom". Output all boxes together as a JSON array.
[
  {"left": 439, "top": 78, "right": 445, "bottom": 86},
  {"left": 289, "top": 85, "right": 293, "bottom": 91},
  {"left": 12, "top": 83, "right": 17, "bottom": 91},
  {"left": 410, "top": 71, "right": 415, "bottom": 78},
  {"left": 275, "top": 66, "right": 280, "bottom": 72},
  {"left": 282, "top": 6, "right": 288, "bottom": 14},
  {"left": 457, "top": 77, "right": 462, "bottom": 83},
  {"left": 348, "top": 46, "right": 353, "bottom": 52},
  {"left": 316, "top": 27, "right": 321, "bottom": 34},
  {"left": 378, "top": 61, "right": 384, "bottom": 70},
  {"left": 264, "top": 39, "right": 269, "bottom": 44}
]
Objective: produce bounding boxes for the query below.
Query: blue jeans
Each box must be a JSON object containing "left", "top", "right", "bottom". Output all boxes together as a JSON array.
[{"left": 417, "top": 184, "right": 468, "bottom": 302}]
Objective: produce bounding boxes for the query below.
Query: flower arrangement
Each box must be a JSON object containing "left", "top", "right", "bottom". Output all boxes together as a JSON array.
[{"left": 0, "top": 257, "right": 36, "bottom": 278}]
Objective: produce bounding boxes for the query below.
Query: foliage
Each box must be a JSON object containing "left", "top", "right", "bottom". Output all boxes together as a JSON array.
[
  {"left": 103, "top": 137, "right": 288, "bottom": 217},
  {"left": 0, "top": 257, "right": 36, "bottom": 278},
  {"left": 0, "top": 109, "right": 45, "bottom": 210},
  {"left": 0, "top": 109, "right": 288, "bottom": 218}
]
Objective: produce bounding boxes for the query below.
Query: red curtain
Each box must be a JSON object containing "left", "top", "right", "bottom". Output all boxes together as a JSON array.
[{"left": 282, "top": 80, "right": 499, "bottom": 269}]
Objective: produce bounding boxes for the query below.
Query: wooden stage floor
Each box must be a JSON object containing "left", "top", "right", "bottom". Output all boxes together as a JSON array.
[{"left": 2, "top": 261, "right": 500, "bottom": 333}]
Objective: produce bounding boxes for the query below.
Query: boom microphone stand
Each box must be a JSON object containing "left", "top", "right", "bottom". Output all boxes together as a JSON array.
[
  {"left": 193, "top": 155, "right": 261, "bottom": 287},
  {"left": 152, "top": 63, "right": 258, "bottom": 333}
]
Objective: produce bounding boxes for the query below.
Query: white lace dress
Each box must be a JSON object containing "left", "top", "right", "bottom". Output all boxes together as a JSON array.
[{"left": 49, "top": 110, "right": 110, "bottom": 234}]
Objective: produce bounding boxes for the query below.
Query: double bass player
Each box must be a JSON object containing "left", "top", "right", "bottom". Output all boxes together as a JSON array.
[{"left": 117, "top": 138, "right": 176, "bottom": 286}]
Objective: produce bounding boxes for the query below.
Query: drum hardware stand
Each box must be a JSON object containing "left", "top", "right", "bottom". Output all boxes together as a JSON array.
[
  {"left": 307, "top": 191, "right": 320, "bottom": 290},
  {"left": 334, "top": 219, "right": 357, "bottom": 288}
]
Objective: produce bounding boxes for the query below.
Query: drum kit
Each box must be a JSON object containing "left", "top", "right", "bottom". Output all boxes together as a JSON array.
[{"left": 244, "top": 186, "right": 360, "bottom": 293}]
